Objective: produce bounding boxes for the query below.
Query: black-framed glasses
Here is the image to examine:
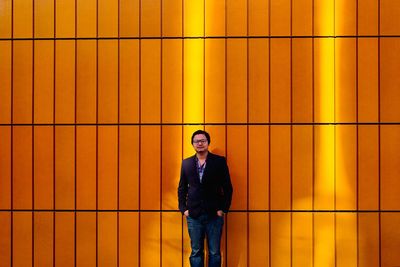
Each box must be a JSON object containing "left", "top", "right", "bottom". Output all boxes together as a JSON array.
[{"left": 193, "top": 139, "right": 207, "bottom": 144}]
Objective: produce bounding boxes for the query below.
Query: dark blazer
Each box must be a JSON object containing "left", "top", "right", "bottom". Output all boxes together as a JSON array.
[{"left": 178, "top": 152, "right": 233, "bottom": 218}]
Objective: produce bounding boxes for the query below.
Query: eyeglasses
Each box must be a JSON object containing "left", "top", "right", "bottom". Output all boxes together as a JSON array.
[{"left": 193, "top": 139, "right": 207, "bottom": 144}]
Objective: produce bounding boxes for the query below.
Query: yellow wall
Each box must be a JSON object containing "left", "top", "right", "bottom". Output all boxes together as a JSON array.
[{"left": 0, "top": 0, "right": 400, "bottom": 266}]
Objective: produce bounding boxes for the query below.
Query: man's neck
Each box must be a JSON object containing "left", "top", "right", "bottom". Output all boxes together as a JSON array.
[{"left": 196, "top": 151, "right": 208, "bottom": 161}]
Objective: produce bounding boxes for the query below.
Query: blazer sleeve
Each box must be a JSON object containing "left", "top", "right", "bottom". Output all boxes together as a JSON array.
[
  {"left": 221, "top": 157, "right": 233, "bottom": 214},
  {"left": 177, "top": 161, "right": 188, "bottom": 215}
]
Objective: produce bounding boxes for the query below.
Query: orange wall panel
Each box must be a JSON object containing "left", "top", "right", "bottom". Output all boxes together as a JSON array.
[
  {"left": 270, "top": 39, "right": 291, "bottom": 123},
  {"left": 358, "top": 213, "right": 380, "bottom": 267},
  {"left": 98, "top": 126, "right": 118, "bottom": 210},
  {"left": 381, "top": 213, "right": 400, "bottom": 266},
  {"left": 13, "top": 0, "right": 33, "bottom": 38},
  {"left": 55, "top": 126, "right": 75, "bottom": 209},
  {"left": 226, "top": 0, "right": 247, "bottom": 36},
  {"left": 162, "top": 0, "right": 182, "bottom": 37},
  {"left": 33, "top": 212, "right": 53, "bottom": 266},
  {"left": 227, "top": 126, "right": 247, "bottom": 210},
  {"left": 336, "top": 213, "right": 357, "bottom": 266},
  {"left": 55, "top": 40, "right": 75, "bottom": 124},
  {"left": 335, "top": 126, "right": 357, "bottom": 210},
  {"left": 381, "top": 126, "right": 400, "bottom": 210},
  {"left": 0, "top": 127, "right": 11, "bottom": 209},
  {"left": 13, "top": 212, "right": 32, "bottom": 267},
  {"left": 248, "top": 213, "right": 269, "bottom": 266},
  {"left": 335, "top": 38, "right": 356, "bottom": 123},
  {"left": 227, "top": 39, "right": 247, "bottom": 123},
  {"left": 162, "top": 39, "right": 182, "bottom": 123},
  {"left": 13, "top": 126, "right": 32, "bottom": 209},
  {"left": 119, "top": 213, "right": 139, "bottom": 267},
  {"left": 13, "top": 41, "right": 32, "bottom": 124},
  {"left": 249, "top": 38, "right": 269, "bottom": 123},
  {"left": 98, "top": 212, "right": 118, "bottom": 267},
  {"left": 140, "top": 212, "right": 160, "bottom": 267},
  {"left": 292, "top": 213, "right": 313, "bottom": 267},
  {"left": 34, "top": 40, "right": 54, "bottom": 124},
  {"left": 119, "top": 40, "right": 139, "bottom": 124},
  {"left": 205, "top": 39, "right": 225, "bottom": 123},
  {"left": 205, "top": 125, "right": 226, "bottom": 157},
  {"left": 248, "top": 0, "right": 269, "bottom": 36},
  {"left": 0, "top": 212, "right": 11, "bottom": 266},
  {"left": 205, "top": 0, "right": 225, "bottom": 37},
  {"left": 292, "top": 0, "right": 312, "bottom": 36},
  {"left": 161, "top": 213, "right": 182, "bottom": 266},
  {"left": 380, "top": 38, "right": 400, "bottom": 123},
  {"left": 54, "top": 212, "right": 75, "bottom": 267},
  {"left": 98, "top": 40, "right": 118, "bottom": 123},
  {"left": 270, "top": 213, "right": 291, "bottom": 267},
  {"left": 56, "top": 0, "right": 75, "bottom": 38},
  {"left": 76, "top": 126, "right": 97, "bottom": 210},
  {"left": 314, "top": 0, "right": 334, "bottom": 36},
  {"left": 0, "top": 41, "right": 11, "bottom": 124},
  {"left": 77, "top": 0, "right": 96, "bottom": 38},
  {"left": 141, "top": 39, "right": 161, "bottom": 123},
  {"left": 292, "top": 38, "right": 313, "bottom": 123},
  {"left": 161, "top": 126, "right": 182, "bottom": 210},
  {"left": 248, "top": 125, "right": 269, "bottom": 210},
  {"left": 270, "top": 0, "right": 290, "bottom": 36},
  {"left": 76, "top": 40, "right": 97, "bottom": 123},
  {"left": 292, "top": 126, "right": 313, "bottom": 210},
  {"left": 358, "top": 38, "right": 378, "bottom": 123},
  {"left": 141, "top": 0, "right": 161, "bottom": 37},
  {"left": 33, "top": 126, "right": 53, "bottom": 209},
  {"left": 184, "top": 0, "right": 204, "bottom": 37},
  {"left": 380, "top": 0, "right": 400, "bottom": 35},
  {"left": 270, "top": 126, "right": 291, "bottom": 210},
  {"left": 120, "top": 0, "right": 139, "bottom": 37},
  {"left": 98, "top": 0, "right": 118, "bottom": 37},
  {"left": 0, "top": 0, "right": 11, "bottom": 38},
  {"left": 358, "top": 126, "right": 379, "bottom": 210},
  {"left": 76, "top": 212, "right": 96, "bottom": 267},
  {"left": 227, "top": 213, "right": 247, "bottom": 266},
  {"left": 119, "top": 126, "right": 139, "bottom": 210},
  {"left": 335, "top": 0, "right": 356, "bottom": 36},
  {"left": 34, "top": 0, "right": 54, "bottom": 38},
  {"left": 358, "top": 0, "right": 378, "bottom": 35},
  {"left": 140, "top": 126, "right": 161, "bottom": 210}
]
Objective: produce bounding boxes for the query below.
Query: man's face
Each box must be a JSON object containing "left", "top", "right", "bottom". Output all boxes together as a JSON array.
[{"left": 192, "top": 134, "right": 209, "bottom": 153}]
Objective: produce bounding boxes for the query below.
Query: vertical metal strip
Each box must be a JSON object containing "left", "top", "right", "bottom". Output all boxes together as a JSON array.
[
  {"left": 160, "top": 0, "right": 163, "bottom": 265},
  {"left": 32, "top": 1, "right": 36, "bottom": 265},
  {"left": 268, "top": 0, "right": 272, "bottom": 266},
  {"left": 355, "top": 1, "right": 360, "bottom": 267},
  {"left": 289, "top": 1, "right": 294, "bottom": 266},
  {"left": 224, "top": 0, "right": 228, "bottom": 265},
  {"left": 53, "top": 0, "right": 57, "bottom": 265},
  {"left": 138, "top": 0, "right": 142, "bottom": 265},
  {"left": 74, "top": 0, "right": 78, "bottom": 264},
  {"left": 96, "top": 0, "right": 99, "bottom": 266},
  {"left": 181, "top": 1, "right": 184, "bottom": 265},
  {"left": 377, "top": 1, "right": 381, "bottom": 266},
  {"left": 333, "top": 1, "right": 337, "bottom": 267},
  {"left": 311, "top": 1, "right": 315, "bottom": 266},
  {"left": 246, "top": 0, "right": 250, "bottom": 266},
  {"left": 117, "top": 0, "right": 121, "bottom": 266}
]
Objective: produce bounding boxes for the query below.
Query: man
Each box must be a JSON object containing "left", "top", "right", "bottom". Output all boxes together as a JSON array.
[{"left": 178, "top": 130, "right": 233, "bottom": 267}]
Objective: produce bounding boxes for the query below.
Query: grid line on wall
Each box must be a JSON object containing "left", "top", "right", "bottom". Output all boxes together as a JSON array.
[{"left": 1, "top": 34, "right": 400, "bottom": 41}]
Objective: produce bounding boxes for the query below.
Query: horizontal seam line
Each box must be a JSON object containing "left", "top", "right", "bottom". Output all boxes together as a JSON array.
[{"left": 1, "top": 35, "right": 399, "bottom": 41}]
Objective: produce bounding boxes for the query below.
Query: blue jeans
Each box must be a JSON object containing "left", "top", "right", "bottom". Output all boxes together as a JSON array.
[{"left": 186, "top": 214, "right": 224, "bottom": 267}]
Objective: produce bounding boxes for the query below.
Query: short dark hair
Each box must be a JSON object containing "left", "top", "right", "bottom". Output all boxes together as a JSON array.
[{"left": 191, "top": 130, "right": 210, "bottom": 144}]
